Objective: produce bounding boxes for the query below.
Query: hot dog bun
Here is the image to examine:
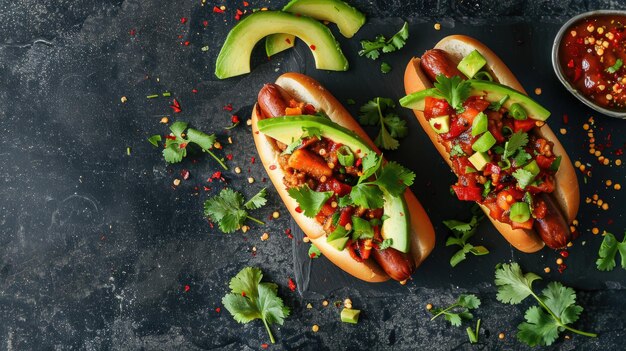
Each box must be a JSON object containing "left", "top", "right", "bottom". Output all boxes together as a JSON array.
[
  {"left": 404, "top": 35, "right": 579, "bottom": 253},
  {"left": 252, "top": 72, "right": 435, "bottom": 282}
]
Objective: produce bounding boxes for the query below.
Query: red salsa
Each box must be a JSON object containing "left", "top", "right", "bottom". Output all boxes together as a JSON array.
[{"left": 559, "top": 15, "right": 626, "bottom": 110}]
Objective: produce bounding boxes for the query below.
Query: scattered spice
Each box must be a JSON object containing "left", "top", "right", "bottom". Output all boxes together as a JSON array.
[
  {"left": 288, "top": 278, "right": 296, "bottom": 292},
  {"left": 170, "top": 99, "right": 182, "bottom": 113},
  {"left": 173, "top": 179, "right": 181, "bottom": 186},
  {"left": 184, "top": 284, "right": 190, "bottom": 292},
  {"left": 120, "top": 96, "right": 127, "bottom": 103},
  {"left": 434, "top": 23, "right": 441, "bottom": 30},
  {"left": 312, "top": 324, "right": 319, "bottom": 332},
  {"left": 261, "top": 232, "right": 269, "bottom": 241}
]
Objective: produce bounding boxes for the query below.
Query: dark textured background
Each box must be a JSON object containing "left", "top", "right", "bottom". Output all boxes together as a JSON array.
[{"left": 1, "top": 0, "right": 626, "bottom": 350}]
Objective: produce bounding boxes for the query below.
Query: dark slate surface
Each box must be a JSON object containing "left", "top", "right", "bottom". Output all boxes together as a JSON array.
[{"left": 1, "top": 0, "right": 626, "bottom": 350}]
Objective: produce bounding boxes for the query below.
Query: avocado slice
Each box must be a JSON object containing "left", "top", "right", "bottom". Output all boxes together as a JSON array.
[
  {"left": 215, "top": 11, "right": 348, "bottom": 79},
  {"left": 381, "top": 191, "right": 410, "bottom": 253},
  {"left": 328, "top": 237, "right": 349, "bottom": 251},
  {"left": 266, "top": 0, "right": 366, "bottom": 57},
  {"left": 457, "top": 50, "right": 487, "bottom": 79},
  {"left": 428, "top": 115, "right": 450, "bottom": 134},
  {"left": 258, "top": 115, "right": 411, "bottom": 253},
  {"left": 400, "top": 80, "right": 550, "bottom": 121},
  {"left": 340, "top": 308, "right": 361, "bottom": 324},
  {"left": 468, "top": 151, "right": 490, "bottom": 171}
]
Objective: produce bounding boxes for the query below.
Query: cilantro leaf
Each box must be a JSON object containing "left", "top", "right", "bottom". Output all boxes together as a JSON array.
[
  {"left": 243, "top": 188, "right": 268, "bottom": 210},
  {"left": 359, "top": 152, "right": 383, "bottom": 182},
  {"left": 158, "top": 121, "right": 227, "bottom": 169},
  {"left": 606, "top": 58, "right": 623, "bottom": 73},
  {"left": 430, "top": 294, "right": 481, "bottom": 328},
  {"left": 458, "top": 294, "right": 481, "bottom": 309},
  {"left": 513, "top": 150, "right": 532, "bottom": 167},
  {"left": 513, "top": 168, "right": 535, "bottom": 189},
  {"left": 450, "top": 144, "right": 465, "bottom": 157},
  {"left": 503, "top": 131, "right": 529, "bottom": 160},
  {"left": 204, "top": 188, "right": 266, "bottom": 233},
  {"left": 494, "top": 263, "right": 596, "bottom": 347},
  {"left": 222, "top": 267, "right": 290, "bottom": 344},
  {"left": 302, "top": 126, "right": 322, "bottom": 140},
  {"left": 308, "top": 244, "right": 322, "bottom": 259},
  {"left": 373, "top": 161, "right": 415, "bottom": 196},
  {"left": 433, "top": 75, "right": 471, "bottom": 112},
  {"left": 287, "top": 185, "right": 333, "bottom": 218},
  {"left": 596, "top": 232, "right": 626, "bottom": 271},
  {"left": 358, "top": 98, "right": 407, "bottom": 150},
  {"left": 348, "top": 183, "right": 384, "bottom": 209},
  {"left": 148, "top": 134, "right": 162, "bottom": 147},
  {"left": 443, "top": 207, "right": 488, "bottom": 267},
  {"left": 380, "top": 62, "right": 392, "bottom": 73},
  {"left": 379, "top": 238, "right": 393, "bottom": 250},
  {"left": 358, "top": 22, "right": 409, "bottom": 60}
]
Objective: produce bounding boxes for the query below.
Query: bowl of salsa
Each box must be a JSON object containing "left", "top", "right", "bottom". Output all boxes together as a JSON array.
[{"left": 553, "top": 10, "right": 626, "bottom": 119}]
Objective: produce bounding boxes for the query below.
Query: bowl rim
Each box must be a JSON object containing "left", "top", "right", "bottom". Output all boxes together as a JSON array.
[{"left": 552, "top": 9, "right": 626, "bottom": 119}]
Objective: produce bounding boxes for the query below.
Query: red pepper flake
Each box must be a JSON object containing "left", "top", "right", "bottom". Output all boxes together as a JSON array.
[
  {"left": 567, "top": 59, "right": 575, "bottom": 68},
  {"left": 202, "top": 20, "right": 209, "bottom": 27},
  {"left": 165, "top": 135, "right": 177, "bottom": 140},
  {"left": 181, "top": 169, "right": 190, "bottom": 180},
  {"left": 177, "top": 35, "right": 183, "bottom": 39},
  {"left": 269, "top": 165, "right": 277, "bottom": 170},
  {"left": 129, "top": 28, "right": 136, "bottom": 36},
  {"left": 310, "top": 44, "right": 316, "bottom": 51},
  {"left": 183, "top": 41, "right": 190, "bottom": 46},
  {"left": 309, "top": 253, "right": 317, "bottom": 258},
  {"left": 180, "top": 17, "right": 188, "bottom": 24},
  {"left": 192, "top": 88, "right": 198, "bottom": 94},
  {"left": 563, "top": 114, "right": 569, "bottom": 124},
  {"left": 235, "top": 9, "right": 244, "bottom": 21},
  {"left": 170, "top": 99, "right": 182, "bottom": 113},
  {"left": 558, "top": 264, "right": 567, "bottom": 274},
  {"left": 261, "top": 344, "right": 268, "bottom": 349},
  {"left": 285, "top": 228, "right": 293, "bottom": 239},
  {"left": 288, "top": 278, "right": 296, "bottom": 292},
  {"left": 250, "top": 156, "right": 256, "bottom": 164},
  {"left": 223, "top": 103, "right": 233, "bottom": 111},
  {"left": 179, "top": 143, "right": 187, "bottom": 149},
  {"left": 285, "top": 38, "right": 291, "bottom": 44},
  {"left": 184, "top": 285, "right": 190, "bottom": 292},
  {"left": 243, "top": 1, "right": 249, "bottom": 6},
  {"left": 213, "top": 6, "right": 224, "bottom": 13},
  {"left": 211, "top": 171, "right": 222, "bottom": 179},
  {"left": 295, "top": 206, "right": 302, "bottom": 213},
  {"left": 241, "top": 291, "right": 246, "bottom": 297},
  {"left": 215, "top": 307, "right": 221, "bottom": 313},
  {"left": 560, "top": 250, "right": 569, "bottom": 258},
  {"left": 231, "top": 115, "right": 240, "bottom": 124},
  {"left": 226, "top": 154, "right": 233, "bottom": 160},
  {"left": 203, "top": 186, "right": 211, "bottom": 191}
]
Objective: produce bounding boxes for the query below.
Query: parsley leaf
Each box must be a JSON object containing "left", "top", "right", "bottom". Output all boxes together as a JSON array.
[
  {"left": 204, "top": 188, "right": 267, "bottom": 233},
  {"left": 596, "top": 232, "right": 626, "bottom": 271},
  {"left": 358, "top": 97, "right": 408, "bottom": 150},
  {"left": 358, "top": 22, "right": 409, "bottom": 60},
  {"left": 443, "top": 206, "right": 488, "bottom": 267},
  {"left": 222, "top": 267, "right": 290, "bottom": 344},
  {"left": 606, "top": 58, "right": 623, "bottom": 73},
  {"left": 495, "top": 263, "right": 597, "bottom": 346},
  {"left": 287, "top": 185, "right": 333, "bottom": 218},
  {"left": 156, "top": 121, "right": 227, "bottom": 169},
  {"left": 433, "top": 75, "right": 471, "bottom": 112},
  {"left": 430, "top": 294, "right": 481, "bottom": 327}
]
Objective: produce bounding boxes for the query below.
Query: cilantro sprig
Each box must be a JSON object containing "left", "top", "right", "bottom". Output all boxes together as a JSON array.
[
  {"left": 443, "top": 206, "right": 489, "bottom": 267},
  {"left": 359, "top": 98, "right": 408, "bottom": 150},
  {"left": 222, "top": 267, "right": 290, "bottom": 344},
  {"left": 287, "top": 185, "right": 333, "bottom": 218},
  {"left": 203, "top": 188, "right": 267, "bottom": 233},
  {"left": 150, "top": 121, "right": 228, "bottom": 169},
  {"left": 596, "top": 231, "right": 626, "bottom": 271},
  {"left": 430, "top": 294, "right": 481, "bottom": 327},
  {"left": 433, "top": 74, "right": 471, "bottom": 112},
  {"left": 358, "top": 22, "right": 409, "bottom": 60},
  {"left": 495, "top": 263, "right": 597, "bottom": 347}
]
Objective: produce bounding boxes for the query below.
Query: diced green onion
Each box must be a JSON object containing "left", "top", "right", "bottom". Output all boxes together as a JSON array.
[
  {"left": 472, "top": 131, "right": 496, "bottom": 152},
  {"left": 473, "top": 71, "right": 493, "bottom": 81},
  {"left": 337, "top": 146, "right": 355, "bottom": 167},
  {"left": 146, "top": 94, "right": 159, "bottom": 99},
  {"left": 509, "top": 103, "right": 527, "bottom": 120},
  {"left": 470, "top": 246, "right": 489, "bottom": 255},
  {"left": 465, "top": 166, "right": 477, "bottom": 174},
  {"left": 162, "top": 92, "right": 171, "bottom": 97},
  {"left": 509, "top": 202, "right": 531, "bottom": 223},
  {"left": 471, "top": 112, "right": 488, "bottom": 136}
]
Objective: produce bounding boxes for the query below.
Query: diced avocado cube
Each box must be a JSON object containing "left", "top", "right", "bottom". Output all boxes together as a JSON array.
[
  {"left": 523, "top": 160, "right": 540, "bottom": 176},
  {"left": 428, "top": 115, "right": 450, "bottom": 134},
  {"left": 328, "top": 237, "right": 349, "bottom": 251},
  {"left": 472, "top": 131, "right": 496, "bottom": 152},
  {"left": 457, "top": 50, "right": 487, "bottom": 79},
  {"left": 341, "top": 308, "right": 361, "bottom": 324},
  {"left": 468, "top": 151, "right": 491, "bottom": 171}
]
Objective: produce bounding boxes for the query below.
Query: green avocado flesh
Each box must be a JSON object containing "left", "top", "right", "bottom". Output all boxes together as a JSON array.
[
  {"left": 399, "top": 80, "right": 551, "bottom": 121},
  {"left": 257, "top": 115, "right": 410, "bottom": 253},
  {"left": 215, "top": 11, "right": 348, "bottom": 79},
  {"left": 265, "top": 0, "right": 366, "bottom": 57}
]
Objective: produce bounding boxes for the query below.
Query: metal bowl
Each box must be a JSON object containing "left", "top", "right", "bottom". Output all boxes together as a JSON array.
[{"left": 552, "top": 10, "right": 626, "bottom": 119}]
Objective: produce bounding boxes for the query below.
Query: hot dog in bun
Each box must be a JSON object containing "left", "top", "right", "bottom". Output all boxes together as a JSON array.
[
  {"left": 401, "top": 35, "right": 579, "bottom": 252},
  {"left": 252, "top": 72, "right": 435, "bottom": 282}
]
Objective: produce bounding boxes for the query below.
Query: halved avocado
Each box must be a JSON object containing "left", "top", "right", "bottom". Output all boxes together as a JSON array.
[
  {"left": 258, "top": 115, "right": 411, "bottom": 253},
  {"left": 400, "top": 80, "right": 551, "bottom": 121},
  {"left": 215, "top": 11, "right": 348, "bottom": 79},
  {"left": 265, "top": 0, "right": 366, "bottom": 57}
]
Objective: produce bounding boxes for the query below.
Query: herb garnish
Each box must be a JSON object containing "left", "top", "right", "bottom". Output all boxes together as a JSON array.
[
  {"left": 495, "top": 262, "right": 597, "bottom": 346},
  {"left": 606, "top": 58, "right": 623, "bottom": 74},
  {"left": 380, "top": 62, "right": 391, "bottom": 73},
  {"left": 308, "top": 243, "right": 322, "bottom": 259},
  {"left": 358, "top": 22, "right": 409, "bottom": 60},
  {"left": 153, "top": 121, "right": 228, "bottom": 169},
  {"left": 204, "top": 188, "right": 267, "bottom": 233},
  {"left": 359, "top": 98, "right": 408, "bottom": 150},
  {"left": 443, "top": 206, "right": 489, "bottom": 267},
  {"left": 433, "top": 74, "right": 471, "bottom": 113},
  {"left": 222, "top": 267, "right": 290, "bottom": 344},
  {"left": 596, "top": 231, "right": 626, "bottom": 271},
  {"left": 287, "top": 185, "right": 333, "bottom": 218},
  {"left": 430, "top": 294, "right": 481, "bottom": 326}
]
